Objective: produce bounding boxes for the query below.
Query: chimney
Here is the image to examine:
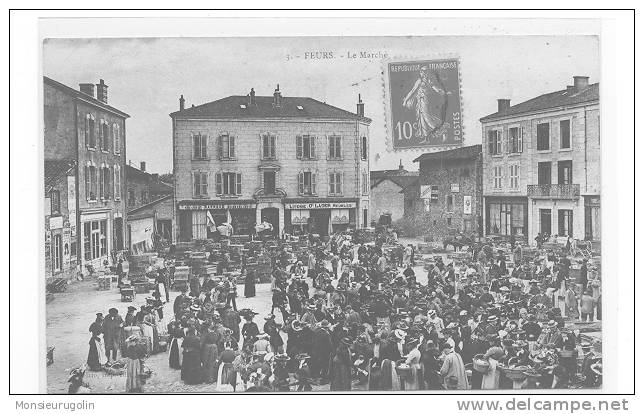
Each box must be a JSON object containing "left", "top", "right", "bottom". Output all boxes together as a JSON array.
[
  {"left": 399, "top": 159, "right": 404, "bottom": 171},
  {"left": 96, "top": 79, "right": 108, "bottom": 104},
  {"left": 573, "top": 76, "right": 589, "bottom": 92},
  {"left": 497, "top": 99, "right": 511, "bottom": 113},
  {"left": 356, "top": 93, "right": 365, "bottom": 117},
  {"left": 140, "top": 162, "right": 146, "bottom": 172},
  {"left": 79, "top": 83, "right": 95, "bottom": 98},
  {"left": 179, "top": 95, "right": 185, "bottom": 111},
  {"left": 249, "top": 88, "right": 256, "bottom": 106},
  {"left": 272, "top": 84, "right": 281, "bottom": 108}
]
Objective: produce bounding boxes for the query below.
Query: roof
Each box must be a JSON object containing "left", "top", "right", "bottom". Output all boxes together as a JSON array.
[
  {"left": 43, "top": 76, "right": 130, "bottom": 118},
  {"left": 170, "top": 95, "right": 371, "bottom": 123},
  {"left": 44, "top": 159, "right": 76, "bottom": 191},
  {"left": 370, "top": 169, "right": 419, "bottom": 191},
  {"left": 125, "top": 164, "right": 174, "bottom": 194},
  {"left": 480, "top": 83, "right": 599, "bottom": 122},
  {"left": 128, "top": 194, "right": 173, "bottom": 215},
  {"left": 413, "top": 144, "right": 482, "bottom": 163}
]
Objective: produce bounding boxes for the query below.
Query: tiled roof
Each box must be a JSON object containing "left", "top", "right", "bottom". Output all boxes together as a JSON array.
[
  {"left": 170, "top": 95, "right": 371, "bottom": 123},
  {"left": 128, "top": 194, "right": 173, "bottom": 215},
  {"left": 413, "top": 144, "right": 482, "bottom": 163},
  {"left": 125, "top": 164, "right": 174, "bottom": 194},
  {"left": 43, "top": 76, "right": 130, "bottom": 118},
  {"left": 370, "top": 169, "right": 419, "bottom": 191},
  {"left": 480, "top": 83, "right": 599, "bottom": 122},
  {"left": 44, "top": 159, "right": 76, "bottom": 191}
]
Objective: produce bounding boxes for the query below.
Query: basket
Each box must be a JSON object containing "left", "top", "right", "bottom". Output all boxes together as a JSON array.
[
  {"left": 500, "top": 366, "right": 528, "bottom": 381},
  {"left": 558, "top": 349, "right": 576, "bottom": 358},
  {"left": 472, "top": 355, "right": 490, "bottom": 373},
  {"left": 395, "top": 364, "right": 412, "bottom": 379}
]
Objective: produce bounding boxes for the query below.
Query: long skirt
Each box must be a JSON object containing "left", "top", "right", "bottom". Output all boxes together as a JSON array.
[
  {"left": 219, "top": 362, "right": 237, "bottom": 389},
  {"left": 404, "top": 364, "right": 422, "bottom": 390},
  {"left": 181, "top": 350, "right": 202, "bottom": 384},
  {"left": 169, "top": 337, "right": 183, "bottom": 369},
  {"left": 87, "top": 337, "right": 107, "bottom": 371},
  {"left": 141, "top": 324, "right": 154, "bottom": 355},
  {"left": 125, "top": 358, "right": 142, "bottom": 393},
  {"left": 244, "top": 279, "right": 256, "bottom": 298},
  {"left": 329, "top": 359, "right": 352, "bottom": 391},
  {"left": 201, "top": 344, "right": 218, "bottom": 383}
]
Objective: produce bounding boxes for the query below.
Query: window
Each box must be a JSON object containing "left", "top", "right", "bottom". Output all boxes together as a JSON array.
[
  {"left": 430, "top": 185, "right": 439, "bottom": 202},
  {"left": 362, "top": 172, "right": 369, "bottom": 195},
  {"left": 493, "top": 166, "right": 503, "bottom": 189},
  {"left": 296, "top": 135, "right": 316, "bottom": 160},
  {"left": 298, "top": 171, "right": 317, "bottom": 195},
  {"left": 101, "top": 121, "right": 110, "bottom": 152},
  {"left": 50, "top": 190, "right": 61, "bottom": 215},
  {"left": 53, "top": 234, "right": 62, "bottom": 272},
  {"left": 560, "top": 119, "right": 571, "bottom": 149},
  {"left": 140, "top": 190, "right": 149, "bottom": 204},
  {"left": 361, "top": 136, "right": 368, "bottom": 160},
  {"left": 328, "top": 135, "right": 342, "bottom": 159},
  {"left": 263, "top": 171, "right": 276, "bottom": 194},
  {"left": 487, "top": 202, "right": 525, "bottom": 235},
  {"left": 446, "top": 194, "right": 454, "bottom": 212},
  {"left": 113, "top": 165, "right": 121, "bottom": 200},
  {"left": 215, "top": 172, "right": 242, "bottom": 196},
  {"left": 509, "top": 164, "right": 520, "bottom": 189},
  {"left": 193, "top": 172, "right": 209, "bottom": 197},
  {"left": 261, "top": 134, "right": 276, "bottom": 160},
  {"left": 83, "top": 220, "right": 107, "bottom": 261},
  {"left": 218, "top": 134, "right": 236, "bottom": 160},
  {"left": 537, "top": 122, "right": 550, "bottom": 151},
  {"left": 85, "top": 164, "right": 97, "bottom": 201},
  {"left": 538, "top": 162, "right": 552, "bottom": 185},
  {"left": 508, "top": 126, "right": 524, "bottom": 154},
  {"left": 99, "top": 165, "right": 111, "bottom": 200},
  {"left": 113, "top": 124, "right": 121, "bottom": 154},
  {"left": 128, "top": 188, "right": 135, "bottom": 207},
  {"left": 558, "top": 209, "right": 573, "bottom": 236},
  {"left": 328, "top": 171, "right": 343, "bottom": 196},
  {"left": 558, "top": 160, "right": 573, "bottom": 185},
  {"left": 193, "top": 133, "right": 208, "bottom": 159},
  {"left": 85, "top": 114, "right": 96, "bottom": 149},
  {"left": 487, "top": 129, "right": 502, "bottom": 155}
]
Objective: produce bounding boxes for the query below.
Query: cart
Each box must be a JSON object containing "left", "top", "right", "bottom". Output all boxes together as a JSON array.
[{"left": 120, "top": 287, "right": 135, "bottom": 302}]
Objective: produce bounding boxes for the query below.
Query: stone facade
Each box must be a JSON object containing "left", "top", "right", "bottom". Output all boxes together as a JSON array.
[
  {"left": 44, "top": 77, "right": 129, "bottom": 276},
  {"left": 481, "top": 78, "right": 600, "bottom": 244},
  {"left": 412, "top": 145, "right": 482, "bottom": 242},
  {"left": 172, "top": 92, "right": 371, "bottom": 239}
]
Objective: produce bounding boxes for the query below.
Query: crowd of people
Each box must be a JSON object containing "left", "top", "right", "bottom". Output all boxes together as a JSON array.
[{"left": 82, "top": 229, "right": 602, "bottom": 393}]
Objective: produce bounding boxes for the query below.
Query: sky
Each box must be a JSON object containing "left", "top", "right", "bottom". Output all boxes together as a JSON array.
[{"left": 43, "top": 36, "right": 600, "bottom": 174}]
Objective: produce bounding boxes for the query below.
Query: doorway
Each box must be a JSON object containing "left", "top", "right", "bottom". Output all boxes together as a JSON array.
[
  {"left": 539, "top": 209, "right": 552, "bottom": 236},
  {"left": 261, "top": 207, "right": 280, "bottom": 236}
]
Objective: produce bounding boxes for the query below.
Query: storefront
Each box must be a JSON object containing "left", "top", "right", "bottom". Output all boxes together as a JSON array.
[
  {"left": 584, "top": 196, "right": 601, "bottom": 241},
  {"left": 177, "top": 200, "right": 257, "bottom": 241},
  {"left": 80, "top": 210, "right": 112, "bottom": 270},
  {"left": 485, "top": 197, "right": 528, "bottom": 238},
  {"left": 284, "top": 199, "right": 357, "bottom": 236}
]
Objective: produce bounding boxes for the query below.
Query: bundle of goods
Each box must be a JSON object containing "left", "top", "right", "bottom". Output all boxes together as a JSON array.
[
  {"left": 472, "top": 354, "right": 490, "bottom": 373},
  {"left": 97, "top": 275, "right": 111, "bottom": 291},
  {"left": 172, "top": 266, "right": 191, "bottom": 290}
]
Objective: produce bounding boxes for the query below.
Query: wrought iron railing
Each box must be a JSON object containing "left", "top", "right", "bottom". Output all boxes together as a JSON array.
[{"left": 527, "top": 184, "right": 580, "bottom": 199}]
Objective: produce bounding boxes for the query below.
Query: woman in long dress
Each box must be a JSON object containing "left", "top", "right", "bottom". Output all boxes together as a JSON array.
[
  {"left": 87, "top": 314, "right": 107, "bottom": 371},
  {"left": 244, "top": 269, "right": 256, "bottom": 298},
  {"left": 330, "top": 338, "right": 353, "bottom": 391},
  {"left": 403, "top": 337, "right": 423, "bottom": 390},
  {"left": 201, "top": 327, "right": 219, "bottom": 383},
  {"left": 168, "top": 320, "right": 185, "bottom": 369},
  {"left": 123, "top": 336, "right": 146, "bottom": 393},
  {"left": 217, "top": 342, "right": 239, "bottom": 391},
  {"left": 181, "top": 328, "right": 203, "bottom": 385},
  {"left": 481, "top": 347, "right": 503, "bottom": 390}
]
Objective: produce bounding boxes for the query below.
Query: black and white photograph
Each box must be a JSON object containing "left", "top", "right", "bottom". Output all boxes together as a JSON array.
[{"left": 7, "top": 9, "right": 637, "bottom": 407}]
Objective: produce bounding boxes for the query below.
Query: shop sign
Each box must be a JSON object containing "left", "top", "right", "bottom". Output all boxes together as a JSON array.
[
  {"left": 49, "top": 216, "right": 63, "bottom": 230},
  {"left": 463, "top": 195, "right": 472, "bottom": 215},
  {"left": 179, "top": 203, "right": 256, "bottom": 210},
  {"left": 285, "top": 202, "right": 356, "bottom": 210}
]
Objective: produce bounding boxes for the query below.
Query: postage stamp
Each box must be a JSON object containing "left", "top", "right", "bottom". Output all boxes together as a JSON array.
[{"left": 383, "top": 57, "right": 463, "bottom": 151}]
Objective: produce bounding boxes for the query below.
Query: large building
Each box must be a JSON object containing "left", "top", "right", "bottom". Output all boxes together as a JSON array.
[
  {"left": 412, "top": 145, "right": 483, "bottom": 241},
  {"left": 44, "top": 76, "right": 129, "bottom": 276},
  {"left": 171, "top": 86, "right": 371, "bottom": 239},
  {"left": 125, "top": 162, "right": 174, "bottom": 252},
  {"left": 480, "top": 76, "right": 600, "bottom": 244},
  {"left": 369, "top": 162, "right": 419, "bottom": 224}
]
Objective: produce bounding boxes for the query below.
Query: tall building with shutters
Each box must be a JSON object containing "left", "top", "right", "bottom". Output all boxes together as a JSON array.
[
  {"left": 44, "top": 76, "right": 129, "bottom": 277},
  {"left": 171, "top": 86, "right": 371, "bottom": 240}
]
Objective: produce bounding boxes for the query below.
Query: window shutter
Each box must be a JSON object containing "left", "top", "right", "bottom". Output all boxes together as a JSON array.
[
  {"left": 328, "top": 172, "right": 334, "bottom": 195},
  {"left": 202, "top": 134, "right": 208, "bottom": 159},
  {"left": 296, "top": 136, "right": 303, "bottom": 159},
  {"left": 113, "top": 167, "right": 118, "bottom": 199},
  {"left": 298, "top": 172, "right": 304, "bottom": 195},
  {"left": 192, "top": 172, "right": 198, "bottom": 197},
  {"left": 229, "top": 136, "right": 235, "bottom": 158},
  {"left": 85, "top": 165, "right": 90, "bottom": 200},
  {"left": 202, "top": 172, "right": 208, "bottom": 196},
  {"left": 217, "top": 135, "right": 223, "bottom": 160},
  {"left": 85, "top": 116, "right": 90, "bottom": 147},
  {"left": 487, "top": 131, "right": 494, "bottom": 155},
  {"left": 215, "top": 172, "right": 223, "bottom": 195},
  {"left": 193, "top": 134, "right": 199, "bottom": 158},
  {"left": 236, "top": 173, "right": 242, "bottom": 195},
  {"left": 327, "top": 136, "right": 332, "bottom": 160},
  {"left": 339, "top": 172, "right": 344, "bottom": 195},
  {"left": 310, "top": 136, "right": 316, "bottom": 159},
  {"left": 311, "top": 172, "right": 317, "bottom": 195},
  {"left": 270, "top": 135, "right": 276, "bottom": 158},
  {"left": 519, "top": 127, "right": 525, "bottom": 153}
]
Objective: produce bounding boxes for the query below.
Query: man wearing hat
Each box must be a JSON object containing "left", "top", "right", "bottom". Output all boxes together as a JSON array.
[
  {"left": 537, "top": 320, "right": 563, "bottom": 349},
  {"left": 222, "top": 305, "right": 241, "bottom": 343},
  {"left": 439, "top": 342, "right": 468, "bottom": 390},
  {"left": 301, "top": 303, "right": 318, "bottom": 327},
  {"left": 173, "top": 287, "right": 190, "bottom": 319},
  {"left": 311, "top": 319, "right": 333, "bottom": 382},
  {"left": 103, "top": 308, "right": 124, "bottom": 363},
  {"left": 124, "top": 306, "right": 137, "bottom": 327},
  {"left": 241, "top": 311, "right": 260, "bottom": 350}
]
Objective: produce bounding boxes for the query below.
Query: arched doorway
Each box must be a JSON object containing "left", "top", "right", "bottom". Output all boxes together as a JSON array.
[{"left": 261, "top": 207, "right": 280, "bottom": 237}]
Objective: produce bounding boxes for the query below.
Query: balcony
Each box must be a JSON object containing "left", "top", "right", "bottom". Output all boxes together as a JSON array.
[{"left": 527, "top": 184, "right": 580, "bottom": 199}]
